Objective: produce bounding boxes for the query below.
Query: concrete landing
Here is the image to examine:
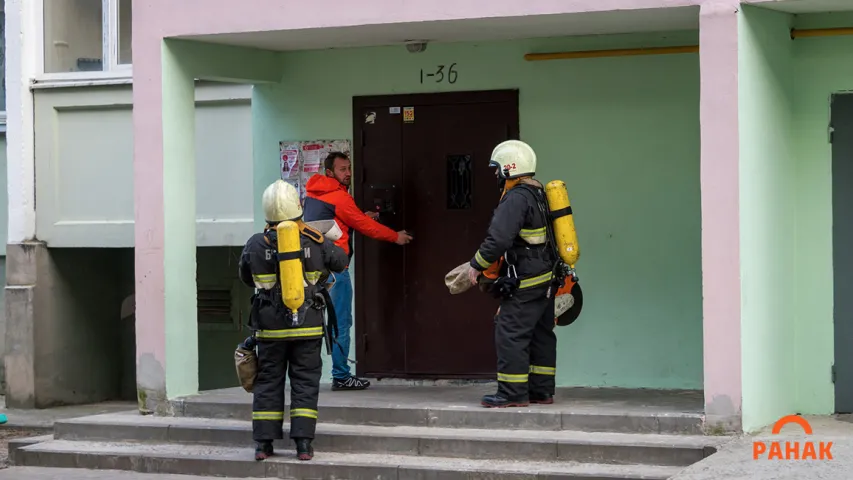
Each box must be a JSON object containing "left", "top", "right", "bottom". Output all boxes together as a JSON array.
[
  {"left": 175, "top": 384, "right": 706, "bottom": 435},
  {"left": 179, "top": 384, "right": 703, "bottom": 413}
]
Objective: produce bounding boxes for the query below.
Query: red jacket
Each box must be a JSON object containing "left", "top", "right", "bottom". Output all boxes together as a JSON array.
[{"left": 303, "top": 175, "right": 397, "bottom": 257}]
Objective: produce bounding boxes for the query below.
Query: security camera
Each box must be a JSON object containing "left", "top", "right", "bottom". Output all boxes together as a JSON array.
[{"left": 405, "top": 41, "right": 428, "bottom": 53}]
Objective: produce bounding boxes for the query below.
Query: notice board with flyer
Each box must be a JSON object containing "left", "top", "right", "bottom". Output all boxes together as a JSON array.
[{"left": 279, "top": 139, "right": 352, "bottom": 201}]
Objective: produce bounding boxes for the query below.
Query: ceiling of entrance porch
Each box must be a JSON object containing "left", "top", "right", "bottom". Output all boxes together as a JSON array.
[
  {"left": 745, "top": 0, "right": 853, "bottom": 12},
  {"left": 176, "top": 7, "right": 699, "bottom": 52}
]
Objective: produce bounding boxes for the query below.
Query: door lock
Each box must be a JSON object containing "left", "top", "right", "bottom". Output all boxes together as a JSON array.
[{"left": 368, "top": 184, "right": 398, "bottom": 216}]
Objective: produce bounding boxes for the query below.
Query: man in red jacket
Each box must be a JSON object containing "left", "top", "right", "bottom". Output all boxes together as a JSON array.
[{"left": 303, "top": 151, "right": 413, "bottom": 390}]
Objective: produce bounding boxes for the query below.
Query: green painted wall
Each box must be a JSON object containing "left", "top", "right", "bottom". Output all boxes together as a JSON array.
[
  {"left": 112, "top": 246, "right": 252, "bottom": 394},
  {"left": 790, "top": 12, "right": 853, "bottom": 416},
  {"left": 736, "top": 8, "right": 853, "bottom": 431},
  {"left": 162, "top": 40, "right": 200, "bottom": 399},
  {"left": 0, "top": 134, "right": 7, "bottom": 392},
  {"left": 737, "top": 5, "right": 798, "bottom": 432},
  {"left": 253, "top": 32, "right": 703, "bottom": 389},
  {"left": 196, "top": 247, "right": 255, "bottom": 391}
]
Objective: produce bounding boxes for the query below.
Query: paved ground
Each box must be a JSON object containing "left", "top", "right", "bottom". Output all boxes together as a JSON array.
[
  {"left": 0, "top": 395, "right": 135, "bottom": 469},
  {"left": 0, "top": 396, "right": 135, "bottom": 429},
  {"left": 672, "top": 415, "right": 853, "bottom": 479}
]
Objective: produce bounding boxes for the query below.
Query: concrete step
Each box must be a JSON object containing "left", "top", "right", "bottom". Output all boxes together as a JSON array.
[
  {"left": 173, "top": 386, "right": 705, "bottom": 435},
  {"left": 51, "top": 412, "right": 723, "bottom": 467},
  {"left": 0, "top": 466, "right": 261, "bottom": 480},
  {"left": 11, "top": 439, "right": 688, "bottom": 480}
]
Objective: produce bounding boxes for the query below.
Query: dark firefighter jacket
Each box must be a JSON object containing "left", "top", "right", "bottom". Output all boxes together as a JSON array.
[
  {"left": 469, "top": 179, "right": 556, "bottom": 290},
  {"left": 238, "top": 224, "right": 349, "bottom": 340}
]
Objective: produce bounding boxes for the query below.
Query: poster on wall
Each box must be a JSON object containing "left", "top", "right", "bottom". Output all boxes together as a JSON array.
[{"left": 279, "top": 139, "right": 352, "bottom": 202}]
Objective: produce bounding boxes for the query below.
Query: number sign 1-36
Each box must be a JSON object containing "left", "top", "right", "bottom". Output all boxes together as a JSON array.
[{"left": 420, "top": 63, "right": 458, "bottom": 84}]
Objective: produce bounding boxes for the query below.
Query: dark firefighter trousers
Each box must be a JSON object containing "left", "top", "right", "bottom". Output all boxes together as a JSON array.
[
  {"left": 252, "top": 338, "right": 322, "bottom": 441},
  {"left": 495, "top": 285, "right": 558, "bottom": 399}
]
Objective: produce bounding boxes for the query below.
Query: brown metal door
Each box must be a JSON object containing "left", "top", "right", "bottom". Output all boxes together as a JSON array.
[{"left": 353, "top": 90, "right": 519, "bottom": 378}]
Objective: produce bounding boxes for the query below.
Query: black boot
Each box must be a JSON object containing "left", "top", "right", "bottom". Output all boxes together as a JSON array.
[
  {"left": 530, "top": 392, "right": 554, "bottom": 405},
  {"left": 254, "top": 440, "right": 274, "bottom": 461},
  {"left": 481, "top": 393, "right": 529, "bottom": 408},
  {"left": 295, "top": 438, "right": 314, "bottom": 461}
]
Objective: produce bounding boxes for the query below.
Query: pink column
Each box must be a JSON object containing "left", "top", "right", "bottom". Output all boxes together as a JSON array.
[
  {"left": 699, "top": 0, "right": 742, "bottom": 432},
  {"left": 131, "top": 16, "right": 169, "bottom": 413}
]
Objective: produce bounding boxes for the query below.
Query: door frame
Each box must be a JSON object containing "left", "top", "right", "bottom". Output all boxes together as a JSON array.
[{"left": 351, "top": 89, "right": 520, "bottom": 379}]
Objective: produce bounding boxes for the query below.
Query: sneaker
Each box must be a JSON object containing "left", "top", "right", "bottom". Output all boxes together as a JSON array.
[
  {"left": 254, "top": 440, "right": 274, "bottom": 461},
  {"left": 295, "top": 438, "right": 314, "bottom": 461},
  {"left": 332, "top": 376, "right": 371, "bottom": 391}
]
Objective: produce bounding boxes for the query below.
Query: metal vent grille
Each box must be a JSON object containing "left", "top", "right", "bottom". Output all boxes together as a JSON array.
[{"left": 197, "top": 289, "right": 232, "bottom": 324}]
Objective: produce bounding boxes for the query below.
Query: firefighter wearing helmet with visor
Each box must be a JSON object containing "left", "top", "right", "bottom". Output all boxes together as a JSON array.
[
  {"left": 466, "top": 140, "right": 561, "bottom": 408},
  {"left": 237, "top": 179, "right": 349, "bottom": 461}
]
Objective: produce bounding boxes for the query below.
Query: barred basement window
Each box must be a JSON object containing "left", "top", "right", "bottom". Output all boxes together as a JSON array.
[
  {"left": 197, "top": 288, "right": 233, "bottom": 324},
  {"left": 447, "top": 154, "right": 473, "bottom": 210}
]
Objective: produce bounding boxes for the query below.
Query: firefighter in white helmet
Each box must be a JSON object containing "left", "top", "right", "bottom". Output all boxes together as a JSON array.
[
  {"left": 238, "top": 179, "right": 348, "bottom": 460},
  {"left": 467, "top": 140, "right": 560, "bottom": 407}
]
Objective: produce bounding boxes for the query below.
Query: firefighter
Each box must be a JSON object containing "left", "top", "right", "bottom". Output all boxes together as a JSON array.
[
  {"left": 466, "top": 140, "right": 559, "bottom": 408},
  {"left": 238, "top": 179, "right": 349, "bottom": 461}
]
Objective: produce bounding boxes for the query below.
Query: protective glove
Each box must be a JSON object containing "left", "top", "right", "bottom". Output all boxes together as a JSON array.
[{"left": 444, "top": 263, "right": 478, "bottom": 295}]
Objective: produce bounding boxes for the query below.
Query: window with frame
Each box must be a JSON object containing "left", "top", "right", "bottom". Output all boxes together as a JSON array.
[{"left": 42, "top": 0, "right": 132, "bottom": 75}]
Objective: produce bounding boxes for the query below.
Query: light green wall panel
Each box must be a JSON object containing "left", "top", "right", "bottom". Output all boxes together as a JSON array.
[
  {"left": 0, "top": 134, "right": 6, "bottom": 255},
  {"left": 737, "top": 5, "right": 798, "bottom": 433},
  {"left": 252, "top": 32, "right": 703, "bottom": 389},
  {"left": 162, "top": 39, "right": 200, "bottom": 399},
  {"left": 736, "top": 9, "right": 853, "bottom": 431},
  {"left": 790, "top": 12, "right": 853, "bottom": 417},
  {"left": 0, "top": 134, "right": 6, "bottom": 390}
]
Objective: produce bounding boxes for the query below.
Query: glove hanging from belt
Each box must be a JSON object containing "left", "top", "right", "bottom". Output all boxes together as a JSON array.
[{"left": 317, "top": 288, "right": 339, "bottom": 356}]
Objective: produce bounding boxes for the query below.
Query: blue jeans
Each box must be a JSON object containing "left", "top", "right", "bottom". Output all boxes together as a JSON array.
[{"left": 327, "top": 269, "right": 353, "bottom": 380}]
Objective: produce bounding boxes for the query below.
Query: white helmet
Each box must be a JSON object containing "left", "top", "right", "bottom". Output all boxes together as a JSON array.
[
  {"left": 490, "top": 140, "right": 537, "bottom": 179},
  {"left": 262, "top": 179, "right": 302, "bottom": 223}
]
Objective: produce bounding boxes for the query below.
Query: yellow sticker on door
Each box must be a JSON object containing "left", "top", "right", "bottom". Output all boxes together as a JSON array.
[{"left": 403, "top": 107, "right": 414, "bottom": 123}]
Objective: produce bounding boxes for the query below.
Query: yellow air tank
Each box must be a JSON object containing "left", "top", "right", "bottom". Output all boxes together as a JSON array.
[
  {"left": 276, "top": 221, "right": 305, "bottom": 320},
  {"left": 545, "top": 180, "right": 580, "bottom": 267}
]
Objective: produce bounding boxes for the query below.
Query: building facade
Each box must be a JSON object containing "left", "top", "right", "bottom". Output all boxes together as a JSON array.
[
  {"left": 6, "top": 0, "right": 853, "bottom": 434},
  {"left": 3, "top": 0, "right": 256, "bottom": 407}
]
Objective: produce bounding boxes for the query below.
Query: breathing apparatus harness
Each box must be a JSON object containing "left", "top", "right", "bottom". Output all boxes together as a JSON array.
[
  {"left": 486, "top": 166, "right": 575, "bottom": 300},
  {"left": 247, "top": 222, "right": 350, "bottom": 362}
]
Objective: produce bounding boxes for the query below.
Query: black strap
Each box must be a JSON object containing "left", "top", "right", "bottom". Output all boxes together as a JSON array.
[
  {"left": 277, "top": 250, "right": 301, "bottom": 261},
  {"left": 263, "top": 230, "right": 309, "bottom": 318},
  {"left": 248, "top": 293, "right": 260, "bottom": 330},
  {"left": 515, "top": 183, "right": 565, "bottom": 286},
  {"left": 551, "top": 206, "right": 572, "bottom": 219}
]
